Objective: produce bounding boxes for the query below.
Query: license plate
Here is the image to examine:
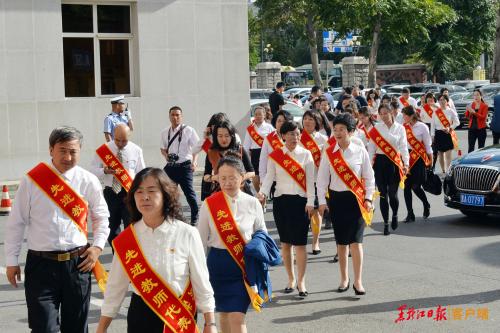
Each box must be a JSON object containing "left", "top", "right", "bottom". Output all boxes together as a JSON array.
[{"left": 460, "top": 193, "right": 485, "bottom": 207}]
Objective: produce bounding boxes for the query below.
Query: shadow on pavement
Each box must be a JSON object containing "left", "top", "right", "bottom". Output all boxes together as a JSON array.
[{"left": 471, "top": 241, "right": 500, "bottom": 268}]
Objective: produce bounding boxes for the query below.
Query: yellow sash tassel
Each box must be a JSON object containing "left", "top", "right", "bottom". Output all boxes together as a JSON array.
[
  {"left": 93, "top": 261, "right": 108, "bottom": 292},
  {"left": 311, "top": 214, "right": 321, "bottom": 236},
  {"left": 244, "top": 281, "right": 264, "bottom": 312}
]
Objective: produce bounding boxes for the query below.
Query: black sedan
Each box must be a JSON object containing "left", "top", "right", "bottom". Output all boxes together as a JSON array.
[{"left": 443, "top": 145, "right": 500, "bottom": 217}]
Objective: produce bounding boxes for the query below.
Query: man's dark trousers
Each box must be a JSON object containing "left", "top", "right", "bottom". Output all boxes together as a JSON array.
[
  {"left": 103, "top": 187, "right": 130, "bottom": 248},
  {"left": 164, "top": 161, "right": 199, "bottom": 224}
]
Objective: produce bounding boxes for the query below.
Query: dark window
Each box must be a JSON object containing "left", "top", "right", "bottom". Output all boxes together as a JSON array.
[
  {"left": 63, "top": 38, "right": 95, "bottom": 97},
  {"left": 100, "top": 40, "right": 130, "bottom": 95},
  {"left": 97, "top": 5, "right": 131, "bottom": 33},
  {"left": 62, "top": 4, "right": 93, "bottom": 33}
]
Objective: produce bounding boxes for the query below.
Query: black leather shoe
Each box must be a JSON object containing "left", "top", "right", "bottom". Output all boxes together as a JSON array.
[
  {"left": 423, "top": 204, "right": 430, "bottom": 219},
  {"left": 332, "top": 254, "right": 339, "bottom": 263},
  {"left": 312, "top": 250, "right": 322, "bottom": 255},
  {"left": 353, "top": 285, "right": 366, "bottom": 296},
  {"left": 284, "top": 287, "right": 294, "bottom": 294},
  {"left": 384, "top": 224, "right": 390, "bottom": 236},
  {"left": 404, "top": 212, "right": 416, "bottom": 223},
  {"left": 337, "top": 280, "right": 350, "bottom": 293},
  {"left": 391, "top": 216, "right": 398, "bottom": 230},
  {"left": 298, "top": 290, "right": 309, "bottom": 297}
]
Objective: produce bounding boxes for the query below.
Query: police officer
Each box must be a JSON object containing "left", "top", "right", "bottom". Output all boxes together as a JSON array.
[
  {"left": 5, "top": 126, "right": 110, "bottom": 333},
  {"left": 90, "top": 124, "right": 145, "bottom": 247},
  {"left": 160, "top": 106, "right": 201, "bottom": 225},
  {"left": 104, "top": 95, "right": 134, "bottom": 142}
]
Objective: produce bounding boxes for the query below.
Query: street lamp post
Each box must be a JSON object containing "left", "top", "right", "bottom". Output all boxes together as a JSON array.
[
  {"left": 348, "top": 36, "right": 361, "bottom": 56},
  {"left": 263, "top": 44, "right": 274, "bottom": 62}
]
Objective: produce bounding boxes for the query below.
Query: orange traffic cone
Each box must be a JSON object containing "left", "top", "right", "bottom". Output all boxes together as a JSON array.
[{"left": 0, "top": 185, "right": 12, "bottom": 216}]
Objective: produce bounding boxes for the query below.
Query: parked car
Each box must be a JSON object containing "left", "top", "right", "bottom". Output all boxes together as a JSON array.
[
  {"left": 452, "top": 80, "right": 491, "bottom": 91},
  {"left": 250, "top": 89, "right": 273, "bottom": 100},
  {"left": 250, "top": 99, "right": 305, "bottom": 123},
  {"left": 443, "top": 145, "right": 500, "bottom": 218},
  {"left": 284, "top": 87, "right": 312, "bottom": 100}
]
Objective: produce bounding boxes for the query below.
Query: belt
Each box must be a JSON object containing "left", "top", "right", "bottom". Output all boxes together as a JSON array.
[
  {"left": 28, "top": 245, "right": 89, "bottom": 262},
  {"left": 166, "top": 160, "right": 191, "bottom": 167}
]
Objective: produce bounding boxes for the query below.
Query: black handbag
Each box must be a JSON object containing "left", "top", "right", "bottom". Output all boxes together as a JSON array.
[{"left": 423, "top": 167, "right": 442, "bottom": 195}]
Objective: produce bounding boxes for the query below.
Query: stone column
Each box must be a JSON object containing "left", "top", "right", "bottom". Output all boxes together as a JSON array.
[
  {"left": 341, "top": 56, "right": 369, "bottom": 87},
  {"left": 256, "top": 62, "right": 281, "bottom": 89}
]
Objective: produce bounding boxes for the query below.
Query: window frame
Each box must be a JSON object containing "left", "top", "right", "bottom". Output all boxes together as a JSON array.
[{"left": 62, "top": 1, "right": 135, "bottom": 97}]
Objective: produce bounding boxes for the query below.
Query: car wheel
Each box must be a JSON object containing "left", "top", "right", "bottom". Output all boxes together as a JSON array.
[{"left": 459, "top": 209, "right": 488, "bottom": 218}]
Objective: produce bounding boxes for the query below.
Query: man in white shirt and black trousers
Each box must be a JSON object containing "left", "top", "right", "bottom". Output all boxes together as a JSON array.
[
  {"left": 161, "top": 106, "right": 200, "bottom": 225},
  {"left": 4, "top": 126, "right": 110, "bottom": 333},
  {"left": 90, "top": 124, "right": 145, "bottom": 248}
]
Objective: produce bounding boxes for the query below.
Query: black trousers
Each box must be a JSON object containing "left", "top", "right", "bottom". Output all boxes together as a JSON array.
[
  {"left": 492, "top": 130, "right": 500, "bottom": 145},
  {"left": 24, "top": 251, "right": 91, "bottom": 333},
  {"left": 374, "top": 154, "right": 400, "bottom": 223},
  {"left": 104, "top": 187, "right": 130, "bottom": 248},
  {"left": 164, "top": 162, "right": 199, "bottom": 224},
  {"left": 403, "top": 159, "right": 429, "bottom": 213},
  {"left": 468, "top": 128, "right": 487, "bottom": 153}
]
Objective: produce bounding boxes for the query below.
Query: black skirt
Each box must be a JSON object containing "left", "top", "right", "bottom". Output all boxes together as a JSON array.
[
  {"left": 329, "top": 190, "right": 364, "bottom": 245},
  {"left": 250, "top": 148, "right": 262, "bottom": 175},
  {"left": 434, "top": 129, "right": 454, "bottom": 152},
  {"left": 127, "top": 293, "right": 165, "bottom": 333},
  {"left": 406, "top": 155, "right": 426, "bottom": 186},
  {"left": 273, "top": 195, "right": 309, "bottom": 245},
  {"left": 373, "top": 154, "right": 401, "bottom": 186}
]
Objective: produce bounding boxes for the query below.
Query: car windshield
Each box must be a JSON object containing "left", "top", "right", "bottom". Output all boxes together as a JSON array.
[
  {"left": 481, "top": 87, "right": 500, "bottom": 98},
  {"left": 282, "top": 102, "right": 305, "bottom": 117}
]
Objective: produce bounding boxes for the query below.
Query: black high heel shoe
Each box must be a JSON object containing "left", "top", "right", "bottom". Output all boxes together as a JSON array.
[
  {"left": 353, "top": 284, "right": 366, "bottom": 296},
  {"left": 423, "top": 203, "right": 430, "bottom": 219},
  {"left": 337, "top": 279, "right": 350, "bottom": 293},
  {"left": 297, "top": 287, "right": 308, "bottom": 297},
  {"left": 404, "top": 212, "right": 416, "bottom": 223}
]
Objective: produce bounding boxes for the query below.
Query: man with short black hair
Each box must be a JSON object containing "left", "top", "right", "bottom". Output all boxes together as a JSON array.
[
  {"left": 353, "top": 86, "right": 368, "bottom": 107},
  {"left": 398, "top": 88, "right": 418, "bottom": 109},
  {"left": 304, "top": 85, "right": 323, "bottom": 110},
  {"left": 160, "top": 106, "right": 200, "bottom": 225},
  {"left": 269, "top": 82, "right": 286, "bottom": 118}
]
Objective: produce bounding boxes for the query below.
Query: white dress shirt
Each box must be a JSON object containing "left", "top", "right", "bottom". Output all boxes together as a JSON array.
[
  {"left": 160, "top": 124, "right": 200, "bottom": 163},
  {"left": 300, "top": 131, "right": 328, "bottom": 179},
  {"left": 197, "top": 191, "right": 267, "bottom": 251},
  {"left": 243, "top": 122, "right": 275, "bottom": 151},
  {"left": 398, "top": 96, "right": 418, "bottom": 109},
  {"left": 368, "top": 122, "right": 410, "bottom": 167},
  {"left": 258, "top": 132, "right": 282, "bottom": 180},
  {"left": 354, "top": 126, "right": 372, "bottom": 149},
  {"left": 431, "top": 107, "right": 460, "bottom": 136},
  {"left": 4, "top": 163, "right": 110, "bottom": 266},
  {"left": 408, "top": 121, "right": 433, "bottom": 154},
  {"left": 418, "top": 103, "right": 438, "bottom": 124},
  {"left": 101, "top": 219, "right": 215, "bottom": 318},
  {"left": 90, "top": 141, "right": 146, "bottom": 188},
  {"left": 317, "top": 142, "right": 376, "bottom": 206},
  {"left": 260, "top": 145, "right": 316, "bottom": 207}
]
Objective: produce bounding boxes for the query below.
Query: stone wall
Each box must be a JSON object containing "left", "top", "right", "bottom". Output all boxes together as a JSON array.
[
  {"left": 341, "top": 57, "right": 369, "bottom": 87},
  {"left": 255, "top": 62, "right": 281, "bottom": 89}
]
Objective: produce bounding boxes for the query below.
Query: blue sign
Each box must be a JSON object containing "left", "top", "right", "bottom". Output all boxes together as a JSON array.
[{"left": 323, "top": 31, "right": 354, "bottom": 53}]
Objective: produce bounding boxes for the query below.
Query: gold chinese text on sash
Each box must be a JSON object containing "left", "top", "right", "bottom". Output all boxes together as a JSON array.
[
  {"left": 247, "top": 123, "right": 264, "bottom": 147},
  {"left": 422, "top": 104, "right": 433, "bottom": 119},
  {"left": 368, "top": 127, "right": 406, "bottom": 188},
  {"left": 201, "top": 139, "right": 212, "bottom": 153},
  {"left": 399, "top": 96, "right": 410, "bottom": 108},
  {"left": 27, "top": 162, "right": 108, "bottom": 292},
  {"left": 96, "top": 144, "right": 133, "bottom": 192},
  {"left": 435, "top": 108, "right": 459, "bottom": 150},
  {"left": 113, "top": 226, "right": 198, "bottom": 333},
  {"left": 269, "top": 149, "right": 307, "bottom": 192},
  {"left": 404, "top": 124, "right": 431, "bottom": 170},
  {"left": 326, "top": 147, "right": 374, "bottom": 225},
  {"left": 205, "top": 191, "right": 265, "bottom": 312},
  {"left": 300, "top": 130, "right": 321, "bottom": 167},
  {"left": 266, "top": 131, "right": 284, "bottom": 151}
]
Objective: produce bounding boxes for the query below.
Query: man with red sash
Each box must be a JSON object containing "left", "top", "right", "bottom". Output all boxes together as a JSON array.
[
  {"left": 397, "top": 88, "right": 417, "bottom": 110},
  {"left": 5, "top": 127, "right": 110, "bottom": 333},
  {"left": 91, "top": 124, "right": 145, "bottom": 247}
]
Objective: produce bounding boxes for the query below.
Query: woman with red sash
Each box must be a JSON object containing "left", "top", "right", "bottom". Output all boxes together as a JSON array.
[
  {"left": 356, "top": 107, "right": 375, "bottom": 149},
  {"left": 366, "top": 89, "right": 380, "bottom": 116},
  {"left": 204, "top": 121, "right": 255, "bottom": 197},
  {"left": 465, "top": 89, "right": 489, "bottom": 153},
  {"left": 301, "top": 110, "right": 328, "bottom": 255},
  {"left": 431, "top": 94, "right": 460, "bottom": 173},
  {"left": 401, "top": 106, "right": 433, "bottom": 222},
  {"left": 259, "top": 110, "right": 293, "bottom": 182},
  {"left": 317, "top": 113, "right": 375, "bottom": 296},
  {"left": 258, "top": 121, "right": 315, "bottom": 297},
  {"left": 368, "top": 104, "right": 409, "bottom": 236},
  {"left": 198, "top": 153, "right": 267, "bottom": 332},
  {"left": 97, "top": 168, "right": 216, "bottom": 333}
]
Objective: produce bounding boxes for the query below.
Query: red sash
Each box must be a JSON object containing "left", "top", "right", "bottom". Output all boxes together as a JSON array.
[
  {"left": 27, "top": 163, "right": 108, "bottom": 292},
  {"left": 247, "top": 123, "right": 264, "bottom": 147},
  {"left": 399, "top": 96, "right": 410, "bottom": 108},
  {"left": 422, "top": 104, "right": 433, "bottom": 119},
  {"left": 404, "top": 124, "right": 431, "bottom": 170},
  {"left": 435, "top": 108, "right": 459, "bottom": 149},
  {"left": 201, "top": 139, "right": 212, "bottom": 153},
  {"left": 300, "top": 131, "right": 321, "bottom": 167},
  {"left": 96, "top": 144, "right": 133, "bottom": 192},
  {"left": 205, "top": 191, "right": 264, "bottom": 311},
  {"left": 327, "top": 136, "right": 337, "bottom": 148},
  {"left": 326, "top": 147, "right": 374, "bottom": 225},
  {"left": 368, "top": 100, "right": 373, "bottom": 108},
  {"left": 113, "top": 226, "right": 198, "bottom": 333},
  {"left": 368, "top": 127, "right": 406, "bottom": 187},
  {"left": 357, "top": 124, "right": 370, "bottom": 141},
  {"left": 266, "top": 131, "right": 284, "bottom": 151},
  {"left": 269, "top": 149, "right": 307, "bottom": 192}
]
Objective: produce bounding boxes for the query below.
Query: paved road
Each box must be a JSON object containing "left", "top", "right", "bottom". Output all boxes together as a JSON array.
[{"left": 1, "top": 129, "right": 499, "bottom": 332}]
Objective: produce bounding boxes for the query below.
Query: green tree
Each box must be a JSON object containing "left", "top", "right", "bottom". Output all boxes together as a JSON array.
[
  {"left": 489, "top": 2, "right": 500, "bottom": 82},
  {"left": 248, "top": 8, "right": 260, "bottom": 70}
]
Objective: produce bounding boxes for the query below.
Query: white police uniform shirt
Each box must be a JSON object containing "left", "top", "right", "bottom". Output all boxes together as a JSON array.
[
  {"left": 430, "top": 107, "right": 460, "bottom": 136},
  {"left": 316, "top": 142, "right": 376, "bottom": 205},
  {"left": 160, "top": 124, "right": 200, "bottom": 163},
  {"left": 368, "top": 121, "right": 410, "bottom": 167},
  {"left": 197, "top": 191, "right": 267, "bottom": 251},
  {"left": 104, "top": 112, "right": 130, "bottom": 139},
  {"left": 4, "top": 162, "right": 110, "bottom": 266},
  {"left": 101, "top": 218, "right": 215, "bottom": 318},
  {"left": 90, "top": 140, "right": 146, "bottom": 188},
  {"left": 243, "top": 122, "right": 275, "bottom": 150}
]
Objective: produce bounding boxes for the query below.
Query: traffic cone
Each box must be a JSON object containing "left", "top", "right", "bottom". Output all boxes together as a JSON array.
[{"left": 0, "top": 185, "right": 12, "bottom": 216}]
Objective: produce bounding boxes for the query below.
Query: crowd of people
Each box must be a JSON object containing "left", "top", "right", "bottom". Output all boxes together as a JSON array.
[{"left": 3, "top": 82, "right": 499, "bottom": 332}]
